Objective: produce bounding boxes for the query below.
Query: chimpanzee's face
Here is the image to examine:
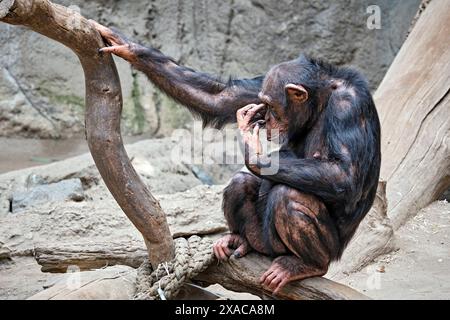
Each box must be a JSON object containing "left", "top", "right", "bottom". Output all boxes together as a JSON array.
[
  {"left": 258, "top": 62, "right": 311, "bottom": 141},
  {"left": 258, "top": 92, "right": 289, "bottom": 141}
]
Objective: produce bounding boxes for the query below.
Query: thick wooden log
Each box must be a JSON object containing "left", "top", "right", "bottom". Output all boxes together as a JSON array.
[
  {"left": 34, "top": 244, "right": 368, "bottom": 300},
  {"left": 35, "top": 243, "right": 148, "bottom": 272},
  {"left": 0, "top": 0, "right": 175, "bottom": 267},
  {"left": 375, "top": 0, "right": 450, "bottom": 229},
  {"left": 194, "top": 253, "right": 369, "bottom": 300}
]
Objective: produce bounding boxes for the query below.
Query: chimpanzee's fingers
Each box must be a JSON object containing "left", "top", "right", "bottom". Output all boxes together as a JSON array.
[
  {"left": 89, "top": 20, "right": 107, "bottom": 33},
  {"left": 252, "top": 123, "right": 260, "bottom": 137},
  {"left": 90, "top": 20, "right": 126, "bottom": 46},
  {"left": 217, "top": 245, "right": 228, "bottom": 261},
  {"left": 109, "top": 27, "right": 133, "bottom": 45},
  {"left": 216, "top": 245, "right": 225, "bottom": 260},
  {"left": 214, "top": 238, "right": 232, "bottom": 261},
  {"left": 213, "top": 244, "right": 219, "bottom": 260},
  {"left": 273, "top": 278, "right": 289, "bottom": 295},
  {"left": 89, "top": 20, "right": 116, "bottom": 41},
  {"left": 98, "top": 46, "right": 122, "bottom": 53},
  {"left": 231, "top": 235, "right": 246, "bottom": 249},
  {"left": 268, "top": 274, "right": 283, "bottom": 292},
  {"left": 213, "top": 243, "right": 224, "bottom": 260},
  {"left": 244, "top": 103, "right": 265, "bottom": 122},
  {"left": 248, "top": 103, "right": 266, "bottom": 114},
  {"left": 260, "top": 269, "right": 274, "bottom": 283},
  {"left": 221, "top": 243, "right": 233, "bottom": 257},
  {"left": 264, "top": 271, "right": 278, "bottom": 286},
  {"left": 236, "top": 104, "right": 255, "bottom": 120},
  {"left": 99, "top": 45, "right": 135, "bottom": 61}
]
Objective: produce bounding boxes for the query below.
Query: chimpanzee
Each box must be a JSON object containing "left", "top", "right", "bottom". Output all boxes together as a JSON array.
[{"left": 93, "top": 21, "right": 381, "bottom": 294}]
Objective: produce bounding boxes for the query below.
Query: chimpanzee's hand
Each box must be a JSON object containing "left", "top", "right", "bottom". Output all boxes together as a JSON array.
[
  {"left": 236, "top": 103, "right": 265, "bottom": 133},
  {"left": 90, "top": 20, "right": 138, "bottom": 62},
  {"left": 237, "top": 104, "right": 265, "bottom": 157}
]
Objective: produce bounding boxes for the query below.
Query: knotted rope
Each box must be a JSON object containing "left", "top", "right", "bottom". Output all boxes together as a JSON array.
[{"left": 133, "top": 235, "right": 214, "bottom": 300}]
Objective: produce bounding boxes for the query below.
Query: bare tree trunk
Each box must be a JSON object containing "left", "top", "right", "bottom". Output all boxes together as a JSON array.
[
  {"left": 0, "top": 0, "right": 175, "bottom": 268},
  {"left": 375, "top": 0, "right": 450, "bottom": 229}
]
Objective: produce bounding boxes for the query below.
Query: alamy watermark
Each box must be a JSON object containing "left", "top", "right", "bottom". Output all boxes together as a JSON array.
[
  {"left": 170, "top": 121, "right": 281, "bottom": 175},
  {"left": 366, "top": 5, "right": 382, "bottom": 30}
]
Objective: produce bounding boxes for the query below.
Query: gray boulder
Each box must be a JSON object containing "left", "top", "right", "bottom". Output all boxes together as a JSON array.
[{"left": 11, "top": 179, "right": 84, "bottom": 213}]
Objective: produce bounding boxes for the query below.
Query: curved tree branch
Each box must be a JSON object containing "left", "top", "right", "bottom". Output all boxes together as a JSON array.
[{"left": 0, "top": 0, "right": 175, "bottom": 268}]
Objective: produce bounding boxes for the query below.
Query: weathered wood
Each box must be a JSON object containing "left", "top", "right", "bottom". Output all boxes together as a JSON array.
[
  {"left": 194, "top": 253, "right": 369, "bottom": 300},
  {"left": 35, "top": 243, "right": 148, "bottom": 272},
  {"left": 0, "top": 0, "right": 175, "bottom": 267},
  {"left": 375, "top": 0, "right": 450, "bottom": 229},
  {"left": 34, "top": 244, "right": 368, "bottom": 300}
]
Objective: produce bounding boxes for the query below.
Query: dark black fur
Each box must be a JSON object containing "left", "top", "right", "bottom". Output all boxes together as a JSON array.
[{"left": 129, "top": 44, "right": 381, "bottom": 262}]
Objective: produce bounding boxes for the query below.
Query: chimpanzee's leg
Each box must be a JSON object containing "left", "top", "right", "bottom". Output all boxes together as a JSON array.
[
  {"left": 260, "top": 184, "right": 340, "bottom": 293},
  {"left": 214, "top": 171, "right": 269, "bottom": 260}
]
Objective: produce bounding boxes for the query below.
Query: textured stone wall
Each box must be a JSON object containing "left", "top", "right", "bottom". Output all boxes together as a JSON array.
[{"left": 0, "top": 0, "right": 420, "bottom": 138}]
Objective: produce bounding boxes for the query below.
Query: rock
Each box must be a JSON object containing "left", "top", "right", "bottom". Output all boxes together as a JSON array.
[
  {"left": 0, "top": 257, "right": 55, "bottom": 300},
  {"left": 0, "top": 182, "right": 226, "bottom": 259},
  {"left": 160, "top": 185, "right": 226, "bottom": 237},
  {"left": 439, "top": 187, "right": 450, "bottom": 201},
  {"left": 0, "top": 241, "right": 11, "bottom": 260},
  {"left": 0, "top": 0, "right": 421, "bottom": 138},
  {"left": 0, "top": 67, "right": 58, "bottom": 138},
  {"left": 25, "top": 174, "right": 47, "bottom": 188},
  {"left": 11, "top": 178, "right": 84, "bottom": 213},
  {"left": 28, "top": 265, "right": 137, "bottom": 300},
  {"left": 0, "top": 138, "right": 205, "bottom": 216}
]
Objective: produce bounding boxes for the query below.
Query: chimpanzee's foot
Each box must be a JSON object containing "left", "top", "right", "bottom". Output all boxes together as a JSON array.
[
  {"left": 260, "top": 255, "right": 327, "bottom": 294},
  {"left": 213, "top": 234, "right": 252, "bottom": 261}
]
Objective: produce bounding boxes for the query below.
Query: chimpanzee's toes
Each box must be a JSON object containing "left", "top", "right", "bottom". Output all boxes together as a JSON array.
[
  {"left": 213, "top": 234, "right": 251, "bottom": 261},
  {"left": 260, "top": 263, "right": 291, "bottom": 293},
  {"left": 231, "top": 241, "right": 251, "bottom": 258},
  {"left": 213, "top": 237, "right": 233, "bottom": 261}
]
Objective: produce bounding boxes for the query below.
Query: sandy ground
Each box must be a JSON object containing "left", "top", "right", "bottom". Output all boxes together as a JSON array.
[
  {"left": 339, "top": 200, "right": 450, "bottom": 299},
  {"left": 0, "top": 257, "right": 54, "bottom": 300}
]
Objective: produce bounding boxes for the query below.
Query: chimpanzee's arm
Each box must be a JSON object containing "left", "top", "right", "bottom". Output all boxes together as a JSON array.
[
  {"left": 244, "top": 120, "right": 364, "bottom": 204},
  {"left": 132, "top": 46, "right": 264, "bottom": 127},
  {"left": 250, "top": 155, "right": 353, "bottom": 203},
  {"left": 93, "top": 21, "right": 263, "bottom": 128}
]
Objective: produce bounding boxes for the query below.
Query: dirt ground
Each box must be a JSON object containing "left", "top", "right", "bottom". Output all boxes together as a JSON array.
[
  {"left": 0, "top": 257, "right": 53, "bottom": 300},
  {"left": 339, "top": 200, "right": 450, "bottom": 299}
]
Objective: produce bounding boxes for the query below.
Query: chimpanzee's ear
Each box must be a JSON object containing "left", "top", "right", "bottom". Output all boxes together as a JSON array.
[{"left": 285, "top": 84, "right": 308, "bottom": 104}]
